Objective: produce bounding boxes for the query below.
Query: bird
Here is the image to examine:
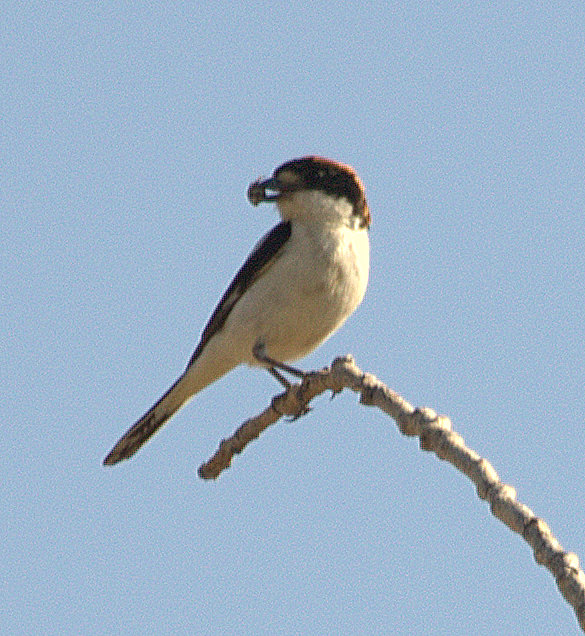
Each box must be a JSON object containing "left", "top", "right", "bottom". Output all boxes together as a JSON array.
[{"left": 103, "top": 156, "right": 370, "bottom": 465}]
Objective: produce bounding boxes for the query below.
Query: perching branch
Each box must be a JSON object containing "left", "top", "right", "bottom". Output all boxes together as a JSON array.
[{"left": 198, "top": 354, "right": 585, "bottom": 631}]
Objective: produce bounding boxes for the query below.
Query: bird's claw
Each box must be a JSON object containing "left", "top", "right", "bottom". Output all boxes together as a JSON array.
[
  {"left": 329, "top": 387, "right": 342, "bottom": 401},
  {"left": 286, "top": 404, "right": 312, "bottom": 422}
]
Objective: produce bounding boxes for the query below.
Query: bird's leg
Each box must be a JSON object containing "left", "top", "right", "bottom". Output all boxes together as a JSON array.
[
  {"left": 253, "top": 343, "right": 311, "bottom": 419},
  {"left": 252, "top": 342, "right": 306, "bottom": 381},
  {"left": 268, "top": 367, "right": 291, "bottom": 389}
]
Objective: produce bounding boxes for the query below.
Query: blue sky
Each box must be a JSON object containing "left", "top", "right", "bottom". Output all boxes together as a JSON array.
[{"left": 3, "top": 2, "right": 585, "bottom": 634}]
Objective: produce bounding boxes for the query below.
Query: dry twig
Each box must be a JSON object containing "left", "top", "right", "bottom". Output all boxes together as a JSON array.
[{"left": 198, "top": 355, "right": 585, "bottom": 631}]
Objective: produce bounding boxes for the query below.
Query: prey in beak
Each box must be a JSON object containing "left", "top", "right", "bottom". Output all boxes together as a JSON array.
[{"left": 247, "top": 177, "right": 282, "bottom": 206}]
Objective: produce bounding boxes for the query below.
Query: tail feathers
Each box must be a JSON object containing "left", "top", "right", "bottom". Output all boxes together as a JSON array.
[{"left": 103, "top": 374, "right": 192, "bottom": 465}]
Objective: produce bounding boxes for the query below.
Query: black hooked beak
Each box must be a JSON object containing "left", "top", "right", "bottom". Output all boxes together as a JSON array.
[{"left": 247, "top": 176, "right": 284, "bottom": 206}]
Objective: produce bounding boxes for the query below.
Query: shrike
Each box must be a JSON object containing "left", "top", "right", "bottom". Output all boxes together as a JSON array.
[{"left": 103, "top": 156, "right": 370, "bottom": 465}]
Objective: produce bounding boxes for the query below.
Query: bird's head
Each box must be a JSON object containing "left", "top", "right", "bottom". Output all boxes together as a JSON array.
[{"left": 248, "top": 156, "right": 370, "bottom": 229}]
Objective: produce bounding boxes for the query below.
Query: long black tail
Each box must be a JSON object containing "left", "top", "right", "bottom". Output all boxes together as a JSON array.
[{"left": 103, "top": 374, "right": 192, "bottom": 465}]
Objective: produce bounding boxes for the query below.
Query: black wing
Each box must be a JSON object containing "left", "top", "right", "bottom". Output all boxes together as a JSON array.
[{"left": 187, "top": 221, "right": 292, "bottom": 367}]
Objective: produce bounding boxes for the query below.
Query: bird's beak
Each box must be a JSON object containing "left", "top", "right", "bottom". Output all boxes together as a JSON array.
[{"left": 247, "top": 176, "right": 282, "bottom": 206}]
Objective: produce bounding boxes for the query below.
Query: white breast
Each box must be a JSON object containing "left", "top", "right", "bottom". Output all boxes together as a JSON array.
[{"left": 221, "top": 220, "right": 369, "bottom": 365}]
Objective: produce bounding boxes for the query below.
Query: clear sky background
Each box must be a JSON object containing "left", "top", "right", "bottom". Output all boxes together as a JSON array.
[{"left": 3, "top": 3, "right": 585, "bottom": 634}]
